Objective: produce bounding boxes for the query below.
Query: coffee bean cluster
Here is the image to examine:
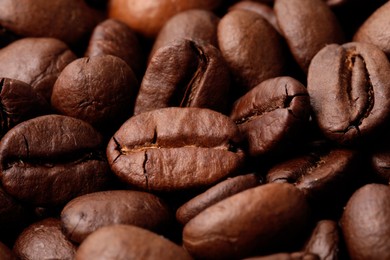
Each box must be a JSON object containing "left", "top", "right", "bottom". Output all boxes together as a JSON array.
[{"left": 0, "top": 0, "right": 389, "bottom": 259}]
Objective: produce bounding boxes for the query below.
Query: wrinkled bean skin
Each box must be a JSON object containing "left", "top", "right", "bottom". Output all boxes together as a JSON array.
[
  {"left": 61, "top": 190, "right": 171, "bottom": 243},
  {"left": 0, "top": 38, "right": 76, "bottom": 101},
  {"left": 135, "top": 39, "right": 230, "bottom": 115},
  {"left": 353, "top": 1, "right": 390, "bottom": 57},
  {"left": 13, "top": 218, "right": 77, "bottom": 260},
  {"left": 230, "top": 77, "right": 310, "bottom": 157},
  {"left": 0, "top": 78, "right": 50, "bottom": 136},
  {"left": 0, "top": 0, "right": 102, "bottom": 46},
  {"left": 75, "top": 225, "right": 193, "bottom": 260},
  {"left": 183, "top": 183, "right": 310, "bottom": 259},
  {"left": 341, "top": 184, "right": 390, "bottom": 260},
  {"left": 85, "top": 19, "right": 144, "bottom": 78},
  {"left": 51, "top": 55, "right": 138, "bottom": 133},
  {"left": 107, "top": 107, "right": 244, "bottom": 191},
  {"left": 274, "top": 0, "right": 345, "bottom": 73},
  {"left": 307, "top": 42, "right": 390, "bottom": 145},
  {"left": 176, "top": 173, "right": 260, "bottom": 225},
  {"left": 0, "top": 115, "right": 110, "bottom": 206},
  {"left": 218, "top": 9, "right": 285, "bottom": 92}
]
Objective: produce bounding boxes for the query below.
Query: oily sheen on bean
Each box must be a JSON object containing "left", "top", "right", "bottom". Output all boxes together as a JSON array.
[
  {"left": 183, "top": 183, "right": 310, "bottom": 259},
  {"left": 107, "top": 107, "right": 244, "bottom": 191},
  {"left": 0, "top": 115, "right": 110, "bottom": 206},
  {"left": 61, "top": 190, "right": 171, "bottom": 243}
]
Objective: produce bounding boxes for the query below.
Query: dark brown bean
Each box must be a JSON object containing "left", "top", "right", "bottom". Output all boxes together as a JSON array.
[
  {"left": 85, "top": 19, "right": 144, "bottom": 78},
  {"left": 230, "top": 77, "right": 310, "bottom": 157},
  {"left": 0, "top": 38, "right": 76, "bottom": 101},
  {"left": 135, "top": 39, "right": 230, "bottom": 115},
  {"left": 13, "top": 218, "right": 77, "bottom": 260},
  {"left": 307, "top": 42, "right": 390, "bottom": 145},
  {"left": 340, "top": 184, "right": 390, "bottom": 259},
  {"left": 75, "top": 225, "right": 193, "bottom": 260},
  {"left": 0, "top": 115, "right": 110, "bottom": 206},
  {"left": 106, "top": 107, "right": 244, "bottom": 192},
  {"left": 274, "top": 0, "right": 344, "bottom": 73},
  {"left": 0, "top": 0, "right": 102, "bottom": 46},
  {"left": 176, "top": 173, "right": 260, "bottom": 225},
  {"left": 183, "top": 183, "right": 310, "bottom": 259},
  {"left": 51, "top": 55, "right": 138, "bottom": 133},
  {"left": 218, "top": 9, "right": 285, "bottom": 92},
  {"left": 61, "top": 190, "right": 171, "bottom": 243}
]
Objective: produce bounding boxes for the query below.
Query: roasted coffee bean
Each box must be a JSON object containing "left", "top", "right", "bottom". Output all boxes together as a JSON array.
[
  {"left": 107, "top": 107, "right": 244, "bottom": 192},
  {"left": 274, "top": 0, "right": 344, "bottom": 73},
  {"left": 0, "top": 78, "right": 50, "bottom": 136},
  {"left": 0, "top": 0, "right": 102, "bottom": 46},
  {"left": 150, "top": 9, "right": 220, "bottom": 60},
  {"left": 354, "top": 1, "right": 390, "bottom": 57},
  {"left": 307, "top": 42, "right": 390, "bottom": 145},
  {"left": 13, "top": 218, "right": 77, "bottom": 260},
  {"left": 183, "top": 183, "right": 310, "bottom": 259},
  {"left": 341, "top": 184, "right": 390, "bottom": 259},
  {"left": 218, "top": 9, "right": 285, "bottom": 92},
  {"left": 0, "top": 115, "right": 110, "bottom": 206},
  {"left": 228, "top": 1, "right": 281, "bottom": 34},
  {"left": 75, "top": 224, "right": 193, "bottom": 260},
  {"left": 303, "top": 220, "right": 340, "bottom": 260},
  {"left": 230, "top": 77, "right": 310, "bottom": 157},
  {"left": 85, "top": 19, "right": 144, "bottom": 78},
  {"left": 176, "top": 173, "right": 260, "bottom": 225},
  {"left": 61, "top": 190, "right": 171, "bottom": 243},
  {"left": 135, "top": 39, "right": 230, "bottom": 115},
  {"left": 0, "top": 38, "right": 76, "bottom": 101},
  {"left": 108, "top": 0, "right": 222, "bottom": 38},
  {"left": 51, "top": 55, "right": 138, "bottom": 134},
  {"left": 267, "top": 148, "right": 359, "bottom": 218}
]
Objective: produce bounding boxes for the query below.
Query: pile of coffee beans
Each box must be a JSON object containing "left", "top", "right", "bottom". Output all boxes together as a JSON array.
[{"left": 0, "top": 0, "right": 389, "bottom": 259}]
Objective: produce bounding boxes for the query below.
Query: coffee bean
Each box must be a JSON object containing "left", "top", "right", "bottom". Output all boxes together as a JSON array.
[
  {"left": 307, "top": 42, "right": 390, "bottom": 145},
  {"left": 228, "top": 1, "right": 281, "bottom": 34},
  {"left": 51, "top": 55, "right": 138, "bottom": 134},
  {"left": 0, "top": 115, "right": 110, "bottom": 206},
  {"left": 183, "top": 183, "right": 310, "bottom": 259},
  {"left": 135, "top": 39, "right": 230, "bottom": 115},
  {"left": 150, "top": 9, "right": 220, "bottom": 61},
  {"left": 75, "top": 225, "right": 193, "bottom": 260},
  {"left": 13, "top": 218, "right": 77, "bottom": 260},
  {"left": 0, "top": 78, "right": 50, "bottom": 136},
  {"left": 0, "top": 0, "right": 102, "bottom": 46},
  {"left": 274, "top": 0, "right": 345, "bottom": 73},
  {"left": 85, "top": 19, "right": 144, "bottom": 78},
  {"left": 354, "top": 1, "right": 390, "bottom": 57},
  {"left": 230, "top": 76, "right": 310, "bottom": 157},
  {"left": 303, "top": 220, "right": 340, "bottom": 260},
  {"left": 341, "top": 184, "right": 390, "bottom": 259},
  {"left": 107, "top": 107, "right": 244, "bottom": 191},
  {"left": 176, "top": 173, "right": 260, "bottom": 225},
  {"left": 61, "top": 190, "right": 171, "bottom": 243},
  {"left": 0, "top": 38, "right": 76, "bottom": 101},
  {"left": 218, "top": 9, "right": 285, "bottom": 92}
]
